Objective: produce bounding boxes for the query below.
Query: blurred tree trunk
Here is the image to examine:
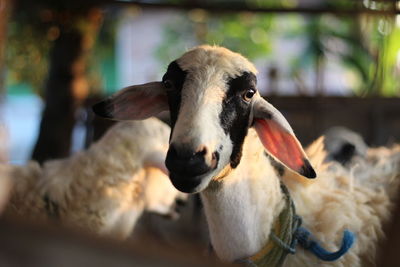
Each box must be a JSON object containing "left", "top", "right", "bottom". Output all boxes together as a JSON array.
[
  {"left": 0, "top": 0, "right": 12, "bottom": 163},
  {"left": 32, "top": 9, "right": 102, "bottom": 164}
]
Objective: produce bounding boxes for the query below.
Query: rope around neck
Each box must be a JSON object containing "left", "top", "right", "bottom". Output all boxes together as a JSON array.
[{"left": 238, "top": 184, "right": 355, "bottom": 267}]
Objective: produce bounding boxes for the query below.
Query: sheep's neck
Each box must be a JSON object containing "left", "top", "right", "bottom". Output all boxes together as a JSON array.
[{"left": 201, "top": 143, "right": 285, "bottom": 262}]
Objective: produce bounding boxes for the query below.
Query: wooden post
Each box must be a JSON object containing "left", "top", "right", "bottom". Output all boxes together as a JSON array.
[
  {"left": 0, "top": 0, "right": 12, "bottom": 213},
  {"left": 0, "top": 0, "right": 12, "bottom": 163},
  {"left": 0, "top": 0, "right": 11, "bottom": 93},
  {"left": 32, "top": 8, "right": 103, "bottom": 164}
]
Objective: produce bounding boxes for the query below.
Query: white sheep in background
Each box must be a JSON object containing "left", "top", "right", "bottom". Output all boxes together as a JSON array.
[
  {"left": 323, "top": 127, "right": 368, "bottom": 166},
  {"left": 93, "top": 45, "right": 400, "bottom": 266},
  {"left": 2, "top": 118, "right": 186, "bottom": 239},
  {"left": 322, "top": 127, "right": 400, "bottom": 201},
  {"left": 281, "top": 137, "right": 400, "bottom": 266},
  {"left": 349, "top": 144, "right": 400, "bottom": 202}
]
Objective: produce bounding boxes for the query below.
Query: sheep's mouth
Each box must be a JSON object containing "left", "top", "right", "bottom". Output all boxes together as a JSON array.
[
  {"left": 166, "top": 150, "right": 219, "bottom": 193},
  {"left": 168, "top": 163, "right": 218, "bottom": 193},
  {"left": 169, "top": 172, "right": 204, "bottom": 193}
]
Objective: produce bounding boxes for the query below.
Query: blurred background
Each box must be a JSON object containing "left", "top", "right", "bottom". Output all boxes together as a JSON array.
[
  {"left": 1, "top": 0, "right": 399, "bottom": 165},
  {"left": 0, "top": 0, "right": 399, "bottom": 265}
]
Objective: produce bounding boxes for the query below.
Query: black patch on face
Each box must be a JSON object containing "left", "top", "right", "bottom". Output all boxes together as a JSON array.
[
  {"left": 219, "top": 72, "right": 257, "bottom": 168},
  {"left": 162, "top": 61, "right": 187, "bottom": 130}
]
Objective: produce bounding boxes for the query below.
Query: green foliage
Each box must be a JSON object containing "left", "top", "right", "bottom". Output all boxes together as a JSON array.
[
  {"left": 283, "top": 14, "right": 399, "bottom": 96},
  {"left": 86, "top": 9, "right": 117, "bottom": 94},
  {"left": 155, "top": 11, "right": 273, "bottom": 67},
  {"left": 368, "top": 18, "right": 400, "bottom": 96},
  {"left": 246, "top": 0, "right": 298, "bottom": 8},
  {"left": 206, "top": 13, "right": 273, "bottom": 59},
  {"left": 155, "top": 13, "right": 197, "bottom": 67},
  {"left": 326, "top": 0, "right": 358, "bottom": 9},
  {"left": 6, "top": 8, "right": 117, "bottom": 96},
  {"left": 156, "top": 10, "right": 399, "bottom": 96},
  {"left": 340, "top": 15, "right": 400, "bottom": 97},
  {"left": 6, "top": 15, "right": 53, "bottom": 95}
]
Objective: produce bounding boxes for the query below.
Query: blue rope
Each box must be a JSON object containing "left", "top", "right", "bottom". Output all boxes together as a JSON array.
[
  {"left": 267, "top": 186, "right": 356, "bottom": 263},
  {"left": 237, "top": 184, "right": 356, "bottom": 266},
  {"left": 294, "top": 227, "right": 356, "bottom": 261}
]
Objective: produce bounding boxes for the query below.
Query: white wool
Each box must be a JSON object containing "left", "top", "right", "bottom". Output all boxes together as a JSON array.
[
  {"left": 204, "top": 131, "right": 399, "bottom": 266},
  {"left": 2, "top": 118, "right": 185, "bottom": 239},
  {"left": 202, "top": 129, "right": 286, "bottom": 261},
  {"left": 178, "top": 45, "right": 258, "bottom": 78},
  {"left": 283, "top": 142, "right": 399, "bottom": 266}
]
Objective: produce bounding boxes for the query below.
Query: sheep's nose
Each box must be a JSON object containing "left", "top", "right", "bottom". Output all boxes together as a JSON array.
[
  {"left": 165, "top": 144, "right": 211, "bottom": 177},
  {"left": 172, "top": 144, "right": 207, "bottom": 159}
]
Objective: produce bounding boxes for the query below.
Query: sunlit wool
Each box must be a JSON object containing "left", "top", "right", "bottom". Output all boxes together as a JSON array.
[
  {"left": 2, "top": 118, "right": 185, "bottom": 239},
  {"left": 282, "top": 138, "right": 400, "bottom": 266}
]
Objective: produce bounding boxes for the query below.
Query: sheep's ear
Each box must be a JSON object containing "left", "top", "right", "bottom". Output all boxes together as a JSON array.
[
  {"left": 92, "top": 82, "right": 168, "bottom": 120},
  {"left": 252, "top": 97, "right": 316, "bottom": 178}
]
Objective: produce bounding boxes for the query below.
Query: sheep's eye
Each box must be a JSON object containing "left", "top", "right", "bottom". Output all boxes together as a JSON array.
[
  {"left": 163, "top": 80, "right": 174, "bottom": 89},
  {"left": 243, "top": 89, "right": 256, "bottom": 102}
]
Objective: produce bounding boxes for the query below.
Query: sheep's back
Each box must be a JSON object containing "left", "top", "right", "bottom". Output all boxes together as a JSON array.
[
  {"left": 2, "top": 161, "right": 48, "bottom": 221},
  {"left": 284, "top": 144, "right": 400, "bottom": 266}
]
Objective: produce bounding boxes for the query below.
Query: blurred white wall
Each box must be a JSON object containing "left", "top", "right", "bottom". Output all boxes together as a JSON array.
[
  {"left": 117, "top": 8, "right": 180, "bottom": 88},
  {"left": 3, "top": 95, "right": 42, "bottom": 164}
]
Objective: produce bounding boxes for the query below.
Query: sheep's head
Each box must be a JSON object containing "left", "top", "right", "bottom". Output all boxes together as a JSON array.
[{"left": 93, "top": 45, "right": 315, "bottom": 193}]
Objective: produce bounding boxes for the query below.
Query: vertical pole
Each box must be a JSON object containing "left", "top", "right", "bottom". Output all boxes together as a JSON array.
[{"left": 0, "top": 0, "right": 12, "bottom": 163}]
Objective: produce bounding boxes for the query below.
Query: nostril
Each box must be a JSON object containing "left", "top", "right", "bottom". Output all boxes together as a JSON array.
[
  {"left": 168, "top": 143, "right": 208, "bottom": 160},
  {"left": 195, "top": 145, "right": 208, "bottom": 157},
  {"left": 169, "top": 143, "right": 197, "bottom": 159},
  {"left": 166, "top": 144, "right": 212, "bottom": 176},
  {"left": 211, "top": 151, "right": 219, "bottom": 168}
]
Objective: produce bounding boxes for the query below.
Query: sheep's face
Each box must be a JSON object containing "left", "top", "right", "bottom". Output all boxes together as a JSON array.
[
  {"left": 93, "top": 45, "right": 315, "bottom": 194},
  {"left": 162, "top": 47, "right": 259, "bottom": 193}
]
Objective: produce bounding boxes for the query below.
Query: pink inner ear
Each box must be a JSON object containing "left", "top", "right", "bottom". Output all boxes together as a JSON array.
[{"left": 254, "top": 118, "right": 305, "bottom": 172}]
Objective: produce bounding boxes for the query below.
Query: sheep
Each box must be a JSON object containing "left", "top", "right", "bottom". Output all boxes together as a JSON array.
[
  {"left": 322, "top": 126, "right": 400, "bottom": 200},
  {"left": 279, "top": 137, "right": 400, "bottom": 266},
  {"left": 348, "top": 144, "right": 400, "bottom": 202},
  {"left": 1, "top": 118, "right": 186, "bottom": 239},
  {"left": 323, "top": 127, "right": 368, "bottom": 166},
  {"left": 92, "top": 45, "right": 400, "bottom": 266}
]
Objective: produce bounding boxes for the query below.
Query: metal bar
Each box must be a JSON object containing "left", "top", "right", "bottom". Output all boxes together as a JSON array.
[{"left": 113, "top": 1, "right": 400, "bottom": 15}]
